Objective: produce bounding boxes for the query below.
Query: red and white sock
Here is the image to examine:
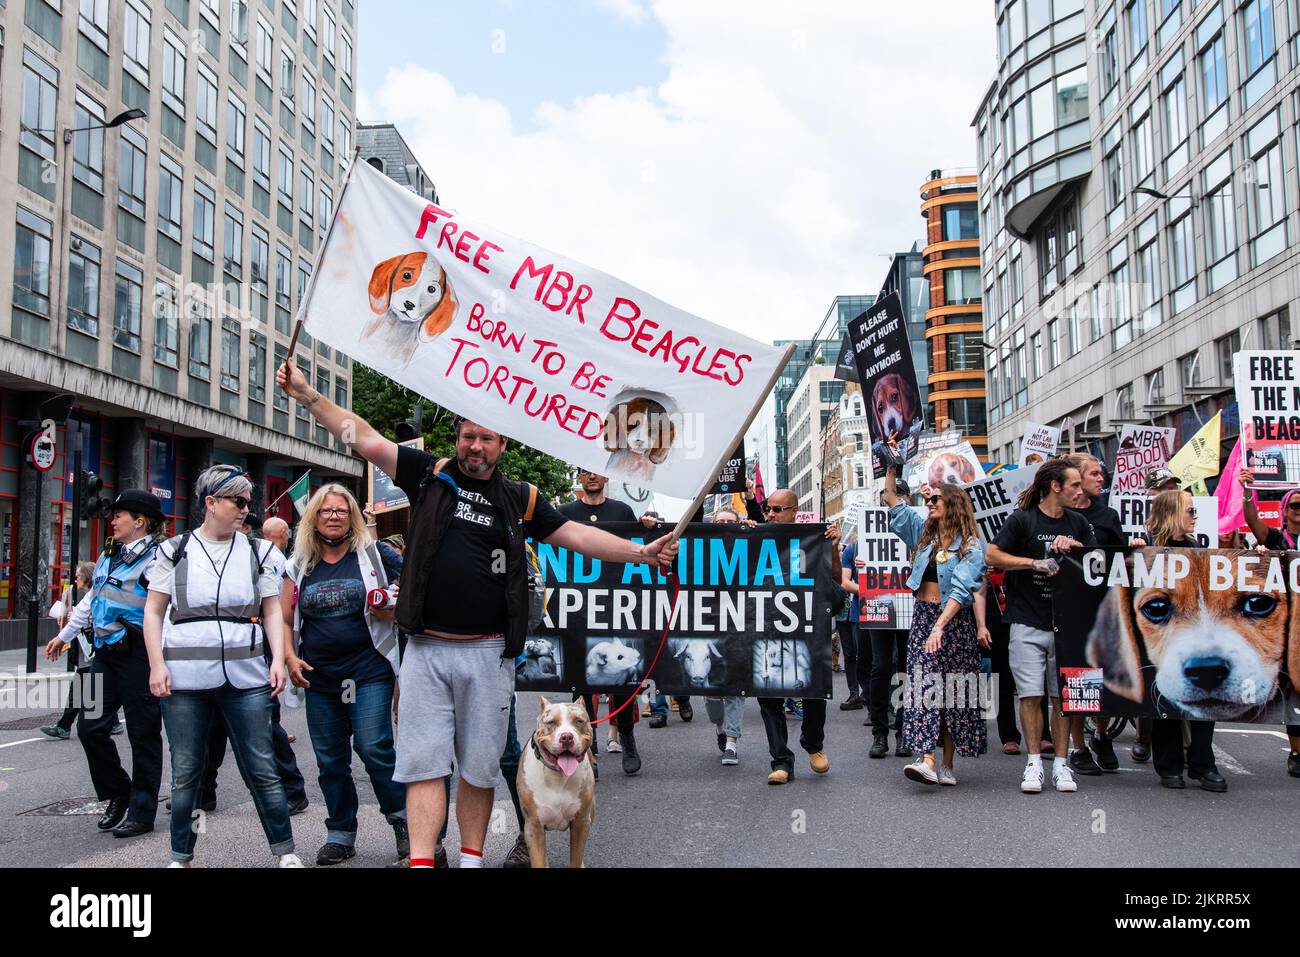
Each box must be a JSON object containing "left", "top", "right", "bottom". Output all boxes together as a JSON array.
[{"left": 460, "top": 847, "right": 484, "bottom": 869}]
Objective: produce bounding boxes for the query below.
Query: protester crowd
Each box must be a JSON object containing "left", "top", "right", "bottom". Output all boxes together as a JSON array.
[{"left": 35, "top": 362, "right": 1299, "bottom": 867}]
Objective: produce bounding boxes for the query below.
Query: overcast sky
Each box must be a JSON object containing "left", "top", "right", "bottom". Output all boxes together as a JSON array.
[{"left": 358, "top": 0, "right": 996, "bottom": 346}]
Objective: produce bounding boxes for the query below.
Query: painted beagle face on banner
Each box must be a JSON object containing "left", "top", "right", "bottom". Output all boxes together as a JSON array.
[{"left": 363, "top": 251, "right": 458, "bottom": 366}]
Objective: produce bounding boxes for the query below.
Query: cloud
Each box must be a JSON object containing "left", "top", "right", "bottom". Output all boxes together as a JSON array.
[
  {"left": 595, "top": 0, "right": 649, "bottom": 24},
  {"left": 361, "top": 0, "right": 993, "bottom": 344}
]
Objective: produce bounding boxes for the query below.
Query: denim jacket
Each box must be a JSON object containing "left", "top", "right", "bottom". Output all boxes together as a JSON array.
[{"left": 887, "top": 503, "right": 986, "bottom": 609}]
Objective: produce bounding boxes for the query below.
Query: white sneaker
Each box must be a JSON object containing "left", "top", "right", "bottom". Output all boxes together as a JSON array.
[
  {"left": 937, "top": 765, "right": 957, "bottom": 786},
  {"left": 1053, "top": 764, "right": 1078, "bottom": 792},
  {"left": 278, "top": 853, "right": 305, "bottom": 868},
  {"left": 904, "top": 758, "right": 938, "bottom": 785},
  {"left": 721, "top": 745, "right": 738, "bottom": 766},
  {"left": 1021, "top": 762, "right": 1044, "bottom": 793},
  {"left": 166, "top": 860, "right": 191, "bottom": 869}
]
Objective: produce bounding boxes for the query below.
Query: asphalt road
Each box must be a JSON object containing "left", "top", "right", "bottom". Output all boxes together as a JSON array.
[{"left": 2, "top": 658, "right": 1297, "bottom": 868}]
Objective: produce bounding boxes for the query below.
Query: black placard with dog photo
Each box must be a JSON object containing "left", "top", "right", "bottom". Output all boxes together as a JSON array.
[
  {"left": 520, "top": 523, "right": 834, "bottom": 697},
  {"left": 1053, "top": 547, "right": 1300, "bottom": 724},
  {"left": 848, "top": 292, "right": 926, "bottom": 477}
]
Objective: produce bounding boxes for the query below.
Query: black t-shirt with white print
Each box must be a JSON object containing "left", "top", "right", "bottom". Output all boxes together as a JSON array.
[
  {"left": 394, "top": 445, "right": 567, "bottom": 636},
  {"left": 993, "top": 506, "right": 1096, "bottom": 632}
]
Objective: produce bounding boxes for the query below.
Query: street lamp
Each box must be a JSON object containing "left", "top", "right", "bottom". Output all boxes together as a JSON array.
[{"left": 60, "top": 107, "right": 147, "bottom": 146}]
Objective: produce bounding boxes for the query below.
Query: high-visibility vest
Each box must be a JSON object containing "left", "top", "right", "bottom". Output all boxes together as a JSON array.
[
  {"left": 159, "top": 531, "right": 275, "bottom": 691},
  {"left": 89, "top": 540, "right": 158, "bottom": 650},
  {"left": 286, "top": 541, "right": 400, "bottom": 675}
]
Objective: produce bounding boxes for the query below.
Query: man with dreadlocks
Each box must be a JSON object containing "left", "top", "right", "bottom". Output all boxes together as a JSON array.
[{"left": 984, "top": 460, "right": 1096, "bottom": 795}]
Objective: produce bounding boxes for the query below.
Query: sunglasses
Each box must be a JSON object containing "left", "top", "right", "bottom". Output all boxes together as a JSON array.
[
  {"left": 926, "top": 495, "right": 942, "bottom": 506},
  {"left": 1287, "top": 502, "right": 1300, "bottom": 511},
  {"left": 223, "top": 496, "right": 251, "bottom": 511},
  {"left": 763, "top": 504, "right": 793, "bottom": 514},
  {"left": 1185, "top": 507, "right": 1198, "bottom": 517}
]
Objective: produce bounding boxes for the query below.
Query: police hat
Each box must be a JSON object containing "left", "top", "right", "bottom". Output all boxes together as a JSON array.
[{"left": 110, "top": 489, "right": 165, "bottom": 522}]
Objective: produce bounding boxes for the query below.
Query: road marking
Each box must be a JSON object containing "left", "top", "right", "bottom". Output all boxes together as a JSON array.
[
  {"left": 0, "top": 737, "right": 43, "bottom": 750},
  {"left": 1212, "top": 744, "right": 1252, "bottom": 776},
  {"left": 1215, "top": 728, "right": 1290, "bottom": 741}
]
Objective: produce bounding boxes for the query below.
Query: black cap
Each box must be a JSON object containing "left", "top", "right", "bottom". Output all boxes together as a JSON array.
[
  {"left": 895, "top": 478, "right": 911, "bottom": 497},
  {"left": 243, "top": 511, "right": 264, "bottom": 532},
  {"left": 110, "top": 489, "right": 164, "bottom": 522}
]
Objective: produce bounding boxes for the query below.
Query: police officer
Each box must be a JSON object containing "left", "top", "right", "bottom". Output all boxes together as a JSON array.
[{"left": 49, "top": 490, "right": 167, "bottom": 837}]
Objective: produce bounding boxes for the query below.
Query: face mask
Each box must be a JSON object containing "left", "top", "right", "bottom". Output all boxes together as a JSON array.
[{"left": 316, "top": 530, "right": 349, "bottom": 547}]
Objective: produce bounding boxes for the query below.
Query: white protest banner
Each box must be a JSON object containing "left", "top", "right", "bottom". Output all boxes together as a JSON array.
[
  {"left": 856, "top": 507, "right": 912, "bottom": 629},
  {"left": 1235, "top": 350, "right": 1300, "bottom": 487},
  {"left": 901, "top": 430, "right": 962, "bottom": 488},
  {"left": 908, "top": 440, "right": 983, "bottom": 490},
  {"left": 298, "top": 160, "right": 787, "bottom": 498},
  {"left": 962, "top": 465, "right": 1039, "bottom": 544},
  {"left": 1108, "top": 425, "right": 1176, "bottom": 503},
  {"left": 1113, "top": 494, "right": 1219, "bottom": 545},
  {"left": 1019, "top": 422, "right": 1060, "bottom": 466}
]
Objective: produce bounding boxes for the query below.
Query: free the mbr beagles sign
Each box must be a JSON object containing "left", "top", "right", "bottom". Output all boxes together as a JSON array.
[
  {"left": 1053, "top": 548, "right": 1300, "bottom": 724},
  {"left": 298, "top": 160, "right": 786, "bottom": 498},
  {"left": 1235, "top": 350, "right": 1300, "bottom": 487}
]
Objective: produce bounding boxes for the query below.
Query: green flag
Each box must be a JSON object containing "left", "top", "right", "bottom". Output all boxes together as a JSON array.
[{"left": 288, "top": 472, "right": 311, "bottom": 516}]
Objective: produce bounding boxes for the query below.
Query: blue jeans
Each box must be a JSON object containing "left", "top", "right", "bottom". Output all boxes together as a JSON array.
[
  {"left": 161, "top": 684, "right": 293, "bottom": 862},
  {"left": 651, "top": 693, "right": 691, "bottom": 717},
  {"left": 705, "top": 696, "right": 744, "bottom": 739},
  {"left": 306, "top": 679, "right": 406, "bottom": 847}
]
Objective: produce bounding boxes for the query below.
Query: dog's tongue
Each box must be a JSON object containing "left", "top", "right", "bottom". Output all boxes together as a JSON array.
[{"left": 556, "top": 753, "right": 580, "bottom": 777}]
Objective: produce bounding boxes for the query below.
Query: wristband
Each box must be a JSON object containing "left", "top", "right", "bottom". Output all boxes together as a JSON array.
[{"left": 305, "top": 390, "right": 322, "bottom": 408}]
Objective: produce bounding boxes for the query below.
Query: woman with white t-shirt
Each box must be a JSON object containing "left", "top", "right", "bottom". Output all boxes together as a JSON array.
[{"left": 143, "top": 464, "right": 301, "bottom": 868}]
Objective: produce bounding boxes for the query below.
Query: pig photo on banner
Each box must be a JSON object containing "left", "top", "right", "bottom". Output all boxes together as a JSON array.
[
  {"left": 1235, "top": 350, "right": 1300, "bottom": 487},
  {"left": 1053, "top": 547, "right": 1300, "bottom": 724},
  {"left": 297, "top": 159, "right": 787, "bottom": 498},
  {"left": 518, "top": 522, "right": 833, "bottom": 697},
  {"left": 850, "top": 293, "right": 926, "bottom": 477},
  {"left": 856, "top": 507, "right": 912, "bottom": 629}
]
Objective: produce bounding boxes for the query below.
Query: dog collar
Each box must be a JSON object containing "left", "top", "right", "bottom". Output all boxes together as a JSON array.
[{"left": 530, "top": 736, "right": 585, "bottom": 772}]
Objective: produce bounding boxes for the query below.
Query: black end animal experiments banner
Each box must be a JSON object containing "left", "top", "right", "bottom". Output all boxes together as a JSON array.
[
  {"left": 848, "top": 292, "right": 925, "bottom": 477},
  {"left": 517, "top": 523, "right": 833, "bottom": 698},
  {"left": 1053, "top": 547, "right": 1300, "bottom": 724}
]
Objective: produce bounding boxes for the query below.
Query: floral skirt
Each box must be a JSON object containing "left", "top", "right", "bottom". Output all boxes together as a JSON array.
[{"left": 901, "top": 600, "right": 988, "bottom": 758}]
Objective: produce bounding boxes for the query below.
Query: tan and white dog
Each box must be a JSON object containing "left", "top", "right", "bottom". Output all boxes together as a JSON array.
[
  {"left": 518, "top": 697, "right": 596, "bottom": 868},
  {"left": 363, "top": 251, "right": 457, "bottom": 366}
]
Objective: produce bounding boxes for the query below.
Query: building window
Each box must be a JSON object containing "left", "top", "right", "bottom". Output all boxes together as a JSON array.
[
  {"left": 231, "top": 0, "right": 249, "bottom": 47},
  {"left": 1111, "top": 261, "right": 1133, "bottom": 350},
  {"left": 251, "top": 227, "right": 269, "bottom": 293},
  {"left": 158, "top": 156, "right": 184, "bottom": 242},
  {"left": 249, "top": 332, "right": 267, "bottom": 402},
  {"left": 1130, "top": 102, "right": 1154, "bottom": 192},
  {"left": 341, "top": 32, "right": 353, "bottom": 85},
  {"left": 302, "top": 0, "right": 318, "bottom": 36},
  {"left": 256, "top": 16, "right": 274, "bottom": 79},
  {"left": 253, "top": 121, "right": 271, "bottom": 189},
  {"left": 189, "top": 296, "right": 212, "bottom": 379},
  {"left": 20, "top": 51, "right": 59, "bottom": 162},
  {"left": 1246, "top": 111, "right": 1286, "bottom": 264},
  {"left": 154, "top": 281, "right": 179, "bottom": 367},
  {"left": 274, "top": 344, "right": 290, "bottom": 410},
  {"left": 319, "top": 183, "right": 333, "bottom": 238},
  {"left": 1103, "top": 124, "right": 1125, "bottom": 223},
  {"left": 196, "top": 66, "right": 219, "bottom": 144},
  {"left": 1241, "top": 0, "right": 1276, "bottom": 80},
  {"left": 1198, "top": 22, "right": 1228, "bottom": 137},
  {"left": 193, "top": 182, "right": 216, "bottom": 261},
  {"left": 948, "top": 332, "right": 983, "bottom": 371},
  {"left": 321, "top": 95, "right": 335, "bottom": 152},
  {"left": 124, "top": 0, "right": 151, "bottom": 82},
  {"left": 113, "top": 261, "right": 144, "bottom": 353},
  {"left": 944, "top": 267, "right": 981, "bottom": 304},
  {"left": 323, "top": 6, "right": 337, "bottom": 62},
  {"left": 67, "top": 238, "right": 101, "bottom": 335},
  {"left": 280, "top": 49, "right": 296, "bottom": 109},
  {"left": 1038, "top": 197, "right": 1079, "bottom": 294},
  {"left": 339, "top": 122, "right": 352, "bottom": 171},
  {"left": 1048, "top": 318, "right": 1060, "bottom": 368},
  {"left": 300, "top": 166, "right": 314, "bottom": 226},
  {"left": 1216, "top": 330, "right": 1241, "bottom": 384},
  {"left": 1134, "top": 217, "right": 1162, "bottom": 334},
  {"left": 1014, "top": 328, "right": 1028, "bottom": 408},
  {"left": 1179, "top": 350, "right": 1201, "bottom": 391},
  {"left": 1203, "top": 149, "right": 1237, "bottom": 291},
  {"left": 278, "top": 146, "right": 294, "bottom": 209},
  {"left": 276, "top": 242, "right": 293, "bottom": 307},
  {"left": 1100, "top": 7, "right": 1120, "bottom": 107},
  {"left": 301, "top": 70, "right": 316, "bottom": 128},
  {"left": 1030, "top": 332, "right": 1043, "bottom": 379},
  {"left": 1117, "top": 383, "right": 1135, "bottom": 420},
  {"left": 118, "top": 127, "right": 148, "bottom": 219},
  {"left": 220, "top": 318, "right": 241, "bottom": 393},
  {"left": 1168, "top": 206, "right": 1196, "bottom": 309},
  {"left": 1162, "top": 65, "right": 1188, "bottom": 177},
  {"left": 1258, "top": 309, "right": 1292, "bottom": 350},
  {"left": 226, "top": 93, "right": 246, "bottom": 165},
  {"left": 15, "top": 208, "right": 53, "bottom": 317},
  {"left": 1087, "top": 284, "right": 1104, "bottom": 344},
  {"left": 163, "top": 31, "right": 187, "bottom": 111},
  {"left": 79, "top": 0, "right": 110, "bottom": 53},
  {"left": 223, "top": 205, "right": 244, "bottom": 278},
  {"left": 1127, "top": 0, "right": 1148, "bottom": 72},
  {"left": 71, "top": 93, "right": 107, "bottom": 194},
  {"left": 1056, "top": 66, "right": 1088, "bottom": 127}
]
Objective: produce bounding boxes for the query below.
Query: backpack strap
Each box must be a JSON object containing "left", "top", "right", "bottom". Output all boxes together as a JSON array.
[
  {"left": 433, "top": 457, "right": 450, "bottom": 475},
  {"left": 524, "top": 484, "right": 537, "bottom": 523},
  {"left": 169, "top": 531, "right": 192, "bottom": 567}
]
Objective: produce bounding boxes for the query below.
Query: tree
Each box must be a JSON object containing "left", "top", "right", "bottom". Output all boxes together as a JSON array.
[{"left": 351, "top": 364, "right": 573, "bottom": 501}]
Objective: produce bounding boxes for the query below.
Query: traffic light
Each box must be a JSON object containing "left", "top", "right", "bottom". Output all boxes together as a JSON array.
[{"left": 81, "top": 471, "right": 111, "bottom": 518}]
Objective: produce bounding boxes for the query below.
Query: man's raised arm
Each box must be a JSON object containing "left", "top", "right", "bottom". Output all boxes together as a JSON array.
[
  {"left": 544, "top": 521, "right": 679, "bottom": 570},
  {"left": 277, "top": 360, "right": 398, "bottom": 478}
]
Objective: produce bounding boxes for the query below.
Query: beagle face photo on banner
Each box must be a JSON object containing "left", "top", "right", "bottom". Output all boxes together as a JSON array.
[
  {"left": 870, "top": 373, "right": 920, "bottom": 441},
  {"left": 927, "top": 450, "right": 980, "bottom": 487},
  {"left": 363, "top": 251, "right": 458, "bottom": 366},
  {"left": 1085, "top": 551, "right": 1288, "bottom": 720},
  {"left": 603, "top": 395, "right": 678, "bottom": 482}
]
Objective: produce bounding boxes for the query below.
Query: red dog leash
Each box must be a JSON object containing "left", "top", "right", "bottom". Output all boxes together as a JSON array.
[{"left": 591, "top": 570, "right": 681, "bottom": 726}]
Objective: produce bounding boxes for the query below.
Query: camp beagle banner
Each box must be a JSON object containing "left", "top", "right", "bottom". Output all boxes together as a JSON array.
[
  {"left": 516, "top": 523, "right": 833, "bottom": 697},
  {"left": 298, "top": 160, "right": 787, "bottom": 498},
  {"left": 1052, "top": 547, "right": 1300, "bottom": 723},
  {"left": 1235, "top": 350, "right": 1300, "bottom": 487},
  {"left": 849, "top": 293, "right": 925, "bottom": 478}
]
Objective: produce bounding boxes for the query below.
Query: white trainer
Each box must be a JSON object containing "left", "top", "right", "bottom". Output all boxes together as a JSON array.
[
  {"left": 937, "top": 765, "right": 958, "bottom": 786},
  {"left": 1053, "top": 764, "right": 1078, "bottom": 792},
  {"left": 904, "top": 757, "right": 938, "bottom": 785},
  {"left": 166, "top": 860, "right": 191, "bottom": 869},
  {"left": 1021, "top": 762, "right": 1044, "bottom": 793},
  {"left": 278, "top": 853, "right": 305, "bottom": 868}
]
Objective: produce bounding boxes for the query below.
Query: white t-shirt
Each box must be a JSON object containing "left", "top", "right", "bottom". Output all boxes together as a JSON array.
[{"left": 147, "top": 530, "right": 282, "bottom": 601}]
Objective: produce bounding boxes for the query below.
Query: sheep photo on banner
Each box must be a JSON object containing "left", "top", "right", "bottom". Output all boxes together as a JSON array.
[{"left": 295, "top": 159, "right": 789, "bottom": 498}]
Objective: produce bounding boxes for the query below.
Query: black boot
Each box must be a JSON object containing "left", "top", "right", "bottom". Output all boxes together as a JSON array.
[
  {"left": 97, "top": 797, "right": 128, "bottom": 831},
  {"left": 621, "top": 729, "right": 642, "bottom": 775}
]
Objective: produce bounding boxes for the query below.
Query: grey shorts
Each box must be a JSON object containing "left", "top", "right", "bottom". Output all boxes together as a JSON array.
[
  {"left": 394, "top": 637, "right": 514, "bottom": 789},
  {"left": 1009, "top": 623, "right": 1059, "bottom": 699}
]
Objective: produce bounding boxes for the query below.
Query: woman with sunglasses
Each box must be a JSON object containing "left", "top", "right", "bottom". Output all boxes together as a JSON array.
[
  {"left": 144, "top": 464, "right": 301, "bottom": 867},
  {"left": 283, "top": 484, "right": 409, "bottom": 865},
  {"left": 883, "top": 466, "right": 989, "bottom": 786},
  {"left": 1139, "top": 489, "right": 1225, "bottom": 791},
  {"left": 1236, "top": 468, "right": 1300, "bottom": 778}
]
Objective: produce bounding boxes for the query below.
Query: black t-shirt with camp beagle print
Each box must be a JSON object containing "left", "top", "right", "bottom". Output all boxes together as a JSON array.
[
  {"left": 395, "top": 445, "right": 566, "bottom": 636},
  {"left": 993, "top": 506, "right": 1096, "bottom": 632}
]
